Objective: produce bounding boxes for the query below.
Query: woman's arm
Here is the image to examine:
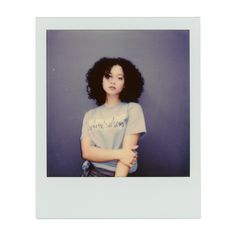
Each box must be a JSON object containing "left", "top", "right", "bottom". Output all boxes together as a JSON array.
[
  {"left": 115, "top": 134, "right": 140, "bottom": 177},
  {"left": 81, "top": 135, "right": 137, "bottom": 163}
]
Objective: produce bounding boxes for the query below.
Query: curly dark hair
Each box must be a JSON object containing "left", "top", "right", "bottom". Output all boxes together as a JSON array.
[{"left": 86, "top": 57, "right": 144, "bottom": 106}]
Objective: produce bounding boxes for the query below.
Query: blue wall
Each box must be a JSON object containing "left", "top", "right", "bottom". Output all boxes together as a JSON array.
[{"left": 47, "top": 30, "right": 189, "bottom": 177}]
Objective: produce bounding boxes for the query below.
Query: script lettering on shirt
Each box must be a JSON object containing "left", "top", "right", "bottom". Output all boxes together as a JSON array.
[{"left": 88, "top": 114, "right": 127, "bottom": 131}]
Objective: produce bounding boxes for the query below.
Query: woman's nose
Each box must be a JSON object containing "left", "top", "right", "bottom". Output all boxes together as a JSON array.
[{"left": 110, "top": 77, "right": 116, "bottom": 84}]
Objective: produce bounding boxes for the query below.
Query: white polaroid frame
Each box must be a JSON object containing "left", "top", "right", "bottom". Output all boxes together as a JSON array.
[{"left": 36, "top": 17, "right": 200, "bottom": 218}]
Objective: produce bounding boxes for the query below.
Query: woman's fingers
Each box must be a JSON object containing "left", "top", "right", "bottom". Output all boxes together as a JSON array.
[
  {"left": 131, "top": 145, "right": 139, "bottom": 151},
  {"left": 121, "top": 160, "right": 130, "bottom": 168},
  {"left": 129, "top": 157, "right": 137, "bottom": 166},
  {"left": 120, "top": 158, "right": 136, "bottom": 168},
  {"left": 131, "top": 146, "right": 138, "bottom": 158}
]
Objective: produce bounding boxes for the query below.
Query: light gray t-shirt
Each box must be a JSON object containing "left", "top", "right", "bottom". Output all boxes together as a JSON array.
[{"left": 80, "top": 102, "right": 147, "bottom": 173}]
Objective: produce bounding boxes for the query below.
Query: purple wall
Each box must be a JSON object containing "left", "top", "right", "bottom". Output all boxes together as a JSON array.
[{"left": 47, "top": 30, "right": 189, "bottom": 177}]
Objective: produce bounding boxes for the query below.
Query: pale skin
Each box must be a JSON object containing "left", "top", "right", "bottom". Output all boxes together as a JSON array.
[{"left": 81, "top": 64, "right": 141, "bottom": 177}]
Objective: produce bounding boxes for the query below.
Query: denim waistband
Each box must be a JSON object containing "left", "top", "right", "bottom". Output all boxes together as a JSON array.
[{"left": 82, "top": 161, "right": 115, "bottom": 177}]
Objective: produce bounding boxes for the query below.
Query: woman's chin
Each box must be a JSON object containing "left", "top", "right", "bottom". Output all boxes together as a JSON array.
[{"left": 105, "top": 91, "right": 119, "bottom": 96}]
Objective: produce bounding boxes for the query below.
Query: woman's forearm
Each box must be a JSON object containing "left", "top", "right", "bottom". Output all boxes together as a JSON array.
[
  {"left": 115, "top": 161, "right": 129, "bottom": 177},
  {"left": 114, "top": 133, "right": 140, "bottom": 177},
  {"left": 82, "top": 146, "right": 121, "bottom": 162}
]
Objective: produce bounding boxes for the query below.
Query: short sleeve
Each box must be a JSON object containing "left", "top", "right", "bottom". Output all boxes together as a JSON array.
[
  {"left": 80, "top": 111, "right": 90, "bottom": 140},
  {"left": 125, "top": 103, "right": 147, "bottom": 139}
]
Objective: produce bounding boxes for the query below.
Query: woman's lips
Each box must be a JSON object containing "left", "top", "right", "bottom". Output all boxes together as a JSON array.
[{"left": 109, "top": 86, "right": 116, "bottom": 90}]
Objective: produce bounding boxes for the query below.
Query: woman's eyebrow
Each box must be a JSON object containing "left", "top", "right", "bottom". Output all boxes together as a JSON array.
[{"left": 110, "top": 73, "right": 124, "bottom": 76}]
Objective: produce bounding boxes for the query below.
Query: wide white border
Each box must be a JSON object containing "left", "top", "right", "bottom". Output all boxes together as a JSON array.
[{"left": 36, "top": 17, "right": 200, "bottom": 218}]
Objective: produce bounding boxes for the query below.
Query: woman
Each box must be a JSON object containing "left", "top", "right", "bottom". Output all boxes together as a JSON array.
[{"left": 80, "top": 57, "right": 146, "bottom": 177}]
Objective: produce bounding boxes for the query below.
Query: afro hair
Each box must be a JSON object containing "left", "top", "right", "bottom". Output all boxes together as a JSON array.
[{"left": 85, "top": 57, "right": 144, "bottom": 106}]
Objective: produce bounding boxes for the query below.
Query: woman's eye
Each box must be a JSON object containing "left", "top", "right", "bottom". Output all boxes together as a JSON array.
[
  {"left": 104, "top": 73, "right": 111, "bottom": 79},
  {"left": 118, "top": 77, "right": 124, "bottom": 80}
]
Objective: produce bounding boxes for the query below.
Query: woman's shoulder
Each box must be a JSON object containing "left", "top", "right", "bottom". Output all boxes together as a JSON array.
[
  {"left": 126, "top": 102, "right": 143, "bottom": 110},
  {"left": 125, "top": 102, "right": 145, "bottom": 117},
  {"left": 83, "top": 106, "right": 98, "bottom": 117}
]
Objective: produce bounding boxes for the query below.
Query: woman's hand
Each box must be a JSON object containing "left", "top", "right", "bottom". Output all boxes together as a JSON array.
[
  {"left": 115, "top": 134, "right": 140, "bottom": 177},
  {"left": 118, "top": 145, "right": 138, "bottom": 168}
]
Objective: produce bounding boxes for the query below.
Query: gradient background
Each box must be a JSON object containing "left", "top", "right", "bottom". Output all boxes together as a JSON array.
[{"left": 47, "top": 30, "right": 189, "bottom": 177}]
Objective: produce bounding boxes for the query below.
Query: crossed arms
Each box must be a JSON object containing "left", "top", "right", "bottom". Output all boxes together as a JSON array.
[{"left": 81, "top": 134, "right": 140, "bottom": 177}]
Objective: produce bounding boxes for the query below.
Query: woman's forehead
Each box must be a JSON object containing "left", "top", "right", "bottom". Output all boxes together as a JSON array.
[{"left": 108, "top": 64, "right": 124, "bottom": 75}]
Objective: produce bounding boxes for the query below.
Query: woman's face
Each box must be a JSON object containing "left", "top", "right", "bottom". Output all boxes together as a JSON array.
[{"left": 102, "top": 64, "right": 125, "bottom": 96}]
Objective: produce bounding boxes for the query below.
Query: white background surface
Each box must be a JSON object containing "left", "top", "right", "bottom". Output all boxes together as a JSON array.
[
  {"left": 36, "top": 17, "right": 200, "bottom": 219},
  {"left": 0, "top": 0, "right": 236, "bottom": 235}
]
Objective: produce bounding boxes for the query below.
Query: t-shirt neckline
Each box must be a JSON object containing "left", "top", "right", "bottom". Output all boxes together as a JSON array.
[{"left": 102, "top": 101, "right": 123, "bottom": 109}]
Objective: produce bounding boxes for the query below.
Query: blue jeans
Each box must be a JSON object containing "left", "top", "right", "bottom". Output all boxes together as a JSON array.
[{"left": 81, "top": 162, "right": 115, "bottom": 177}]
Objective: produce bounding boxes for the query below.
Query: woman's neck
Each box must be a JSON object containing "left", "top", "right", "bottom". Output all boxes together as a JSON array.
[{"left": 104, "top": 95, "right": 121, "bottom": 107}]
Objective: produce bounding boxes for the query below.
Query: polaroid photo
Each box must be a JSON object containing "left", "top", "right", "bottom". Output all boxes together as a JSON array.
[{"left": 36, "top": 17, "right": 200, "bottom": 218}]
